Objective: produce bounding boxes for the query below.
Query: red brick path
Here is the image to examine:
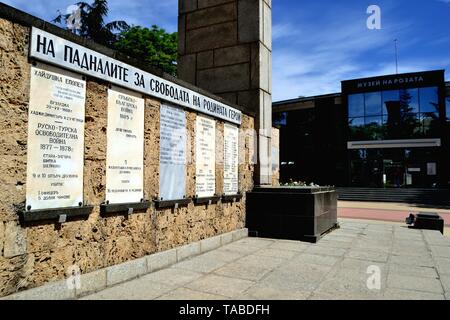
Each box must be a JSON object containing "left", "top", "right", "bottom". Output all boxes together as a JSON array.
[{"left": 338, "top": 207, "right": 450, "bottom": 226}]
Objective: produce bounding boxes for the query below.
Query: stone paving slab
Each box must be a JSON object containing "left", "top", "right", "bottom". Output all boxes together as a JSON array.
[
  {"left": 185, "top": 274, "right": 255, "bottom": 298},
  {"left": 156, "top": 287, "right": 227, "bottom": 300},
  {"left": 345, "top": 249, "right": 389, "bottom": 263},
  {"left": 383, "top": 288, "right": 445, "bottom": 300},
  {"left": 81, "top": 279, "right": 175, "bottom": 300},
  {"left": 214, "top": 262, "right": 273, "bottom": 281},
  {"left": 235, "top": 284, "right": 310, "bottom": 300},
  {"left": 267, "top": 240, "right": 310, "bottom": 252},
  {"left": 137, "top": 267, "right": 204, "bottom": 287},
  {"left": 77, "top": 219, "right": 450, "bottom": 300},
  {"left": 386, "top": 274, "right": 443, "bottom": 294}
]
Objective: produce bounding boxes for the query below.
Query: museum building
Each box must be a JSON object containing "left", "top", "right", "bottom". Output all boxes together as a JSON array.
[{"left": 273, "top": 70, "right": 450, "bottom": 190}]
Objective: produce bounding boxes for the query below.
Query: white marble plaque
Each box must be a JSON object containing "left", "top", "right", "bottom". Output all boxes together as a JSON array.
[
  {"left": 159, "top": 103, "right": 186, "bottom": 200},
  {"left": 223, "top": 124, "right": 239, "bottom": 195},
  {"left": 26, "top": 63, "right": 86, "bottom": 210},
  {"left": 195, "top": 116, "right": 216, "bottom": 198},
  {"left": 106, "top": 87, "right": 144, "bottom": 204}
]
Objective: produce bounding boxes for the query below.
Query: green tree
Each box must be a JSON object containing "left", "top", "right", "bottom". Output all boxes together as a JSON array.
[
  {"left": 114, "top": 26, "right": 178, "bottom": 76},
  {"left": 53, "top": 0, "right": 129, "bottom": 47}
]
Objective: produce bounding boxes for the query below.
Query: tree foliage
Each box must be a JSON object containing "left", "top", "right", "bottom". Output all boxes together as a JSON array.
[
  {"left": 53, "top": 1, "right": 178, "bottom": 75},
  {"left": 115, "top": 26, "right": 178, "bottom": 76},
  {"left": 53, "top": 0, "right": 129, "bottom": 47}
]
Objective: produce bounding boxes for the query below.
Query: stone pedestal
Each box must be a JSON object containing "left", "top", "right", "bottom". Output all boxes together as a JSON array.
[
  {"left": 178, "top": 0, "right": 273, "bottom": 185},
  {"left": 246, "top": 186, "right": 338, "bottom": 243}
]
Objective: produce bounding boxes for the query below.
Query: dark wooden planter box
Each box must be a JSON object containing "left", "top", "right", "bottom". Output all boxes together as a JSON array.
[{"left": 246, "top": 186, "right": 338, "bottom": 243}]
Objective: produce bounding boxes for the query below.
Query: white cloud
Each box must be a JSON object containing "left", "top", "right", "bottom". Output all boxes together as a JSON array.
[
  {"left": 2, "top": 0, "right": 178, "bottom": 31},
  {"left": 271, "top": 4, "right": 450, "bottom": 101}
]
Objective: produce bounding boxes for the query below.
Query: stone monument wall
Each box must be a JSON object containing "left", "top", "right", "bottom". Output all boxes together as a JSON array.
[
  {"left": 0, "top": 8, "right": 255, "bottom": 297},
  {"left": 178, "top": 0, "right": 273, "bottom": 185}
]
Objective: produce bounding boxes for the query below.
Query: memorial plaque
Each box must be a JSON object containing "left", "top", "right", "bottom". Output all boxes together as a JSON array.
[
  {"left": 223, "top": 124, "right": 239, "bottom": 195},
  {"left": 26, "top": 63, "right": 86, "bottom": 210},
  {"left": 106, "top": 87, "right": 144, "bottom": 204},
  {"left": 196, "top": 116, "right": 216, "bottom": 198},
  {"left": 160, "top": 103, "right": 186, "bottom": 200}
]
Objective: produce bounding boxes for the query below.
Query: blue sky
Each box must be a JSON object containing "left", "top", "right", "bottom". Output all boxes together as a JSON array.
[{"left": 3, "top": 0, "right": 450, "bottom": 101}]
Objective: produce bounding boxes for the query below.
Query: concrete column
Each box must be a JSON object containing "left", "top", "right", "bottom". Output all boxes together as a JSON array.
[{"left": 178, "top": 0, "right": 273, "bottom": 185}]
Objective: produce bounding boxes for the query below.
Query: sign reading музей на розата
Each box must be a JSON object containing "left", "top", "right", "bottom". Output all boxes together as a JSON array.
[{"left": 25, "top": 27, "right": 242, "bottom": 217}]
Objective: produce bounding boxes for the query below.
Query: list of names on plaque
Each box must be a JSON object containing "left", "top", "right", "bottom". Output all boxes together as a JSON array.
[
  {"left": 195, "top": 116, "right": 216, "bottom": 198},
  {"left": 26, "top": 63, "right": 86, "bottom": 210},
  {"left": 223, "top": 124, "right": 239, "bottom": 195},
  {"left": 160, "top": 103, "right": 187, "bottom": 200},
  {"left": 106, "top": 87, "right": 144, "bottom": 204}
]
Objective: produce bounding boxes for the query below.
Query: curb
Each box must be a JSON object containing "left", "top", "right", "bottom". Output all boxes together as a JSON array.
[{"left": 2, "top": 228, "right": 248, "bottom": 300}]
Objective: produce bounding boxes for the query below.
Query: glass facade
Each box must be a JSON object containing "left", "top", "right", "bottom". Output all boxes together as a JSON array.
[
  {"left": 274, "top": 71, "right": 447, "bottom": 189},
  {"left": 348, "top": 87, "right": 440, "bottom": 141},
  {"left": 349, "top": 147, "right": 440, "bottom": 188},
  {"left": 446, "top": 96, "right": 450, "bottom": 122}
]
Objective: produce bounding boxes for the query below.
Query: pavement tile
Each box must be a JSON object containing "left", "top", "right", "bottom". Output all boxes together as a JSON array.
[
  {"left": 394, "top": 233, "right": 424, "bottom": 241},
  {"left": 278, "top": 261, "right": 334, "bottom": 275},
  {"left": 172, "top": 254, "right": 230, "bottom": 273},
  {"left": 391, "top": 246, "right": 431, "bottom": 257},
  {"left": 383, "top": 288, "right": 445, "bottom": 300},
  {"left": 338, "top": 258, "right": 388, "bottom": 276},
  {"left": 268, "top": 241, "right": 310, "bottom": 252},
  {"left": 346, "top": 249, "right": 389, "bottom": 263},
  {"left": 388, "top": 263, "right": 438, "bottom": 278},
  {"left": 235, "top": 254, "right": 286, "bottom": 269},
  {"left": 81, "top": 280, "right": 175, "bottom": 300},
  {"left": 366, "top": 225, "right": 393, "bottom": 231},
  {"left": 321, "top": 234, "right": 357, "bottom": 242},
  {"left": 304, "top": 245, "right": 347, "bottom": 257},
  {"left": 214, "top": 262, "right": 273, "bottom": 281},
  {"left": 439, "top": 274, "right": 450, "bottom": 293},
  {"left": 425, "top": 237, "right": 450, "bottom": 246},
  {"left": 185, "top": 274, "right": 254, "bottom": 298},
  {"left": 156, "top": 287, "right": 227, "bottom": 300},
  {"left": 258, "top": 265, "right": 328, "bottom": 292},
  {"left": 393, "top": 239, "right": 428, "bottom": 247},
  {"left": 430, "top": 245, "right": 450, "bottom": 258},
  {"left": 313, "top": 273, "right": 385, "bottom": 299},
  {"left": 315, "top": 240, "right": 353, "bottom": 249},
  {"left": 308, "top": 291, "right": 383, "bottom": 300},
  {"left": 198, "top": 249, "right": 244, "bottom": 263},
  {"left": 254, "top": 248, "right": 299, "bottom": 259},
  {"left": 216, "top": 243, "right": 263, "bottom": 255},
  {"left": 290, "top": 253, "right": 340, "bottom": 267},
  {"left": 332, "top": 229, "right": 364, "bottom": 236},
  {"left": 236, "top": 284, "right": 309, "bottom": 300},
  {"left": 389, "top": 254, "right": 435, "bottom": 267},
  {"left": 340, "top": 222, "right": 368, "bottom": 229},
  {"left": 139, "top": 267, "right": 203, "bottom": 287},
  {"left": 387, "top": 274, "right": 443, "bottom": 294},
  {"left": 233, "top": 238, "right": 275, "bottom": 248},
  {"left": 435, "top": 257, "right": 450, "bottom": 275}
]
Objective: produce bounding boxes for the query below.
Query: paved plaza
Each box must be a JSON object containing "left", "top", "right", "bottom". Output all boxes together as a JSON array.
[
  {"left": 338, "top": 202, "right": 450, "bottom": 236},
  {"left": 81, "top": 219, "right": 450, "bottom": 300}
]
